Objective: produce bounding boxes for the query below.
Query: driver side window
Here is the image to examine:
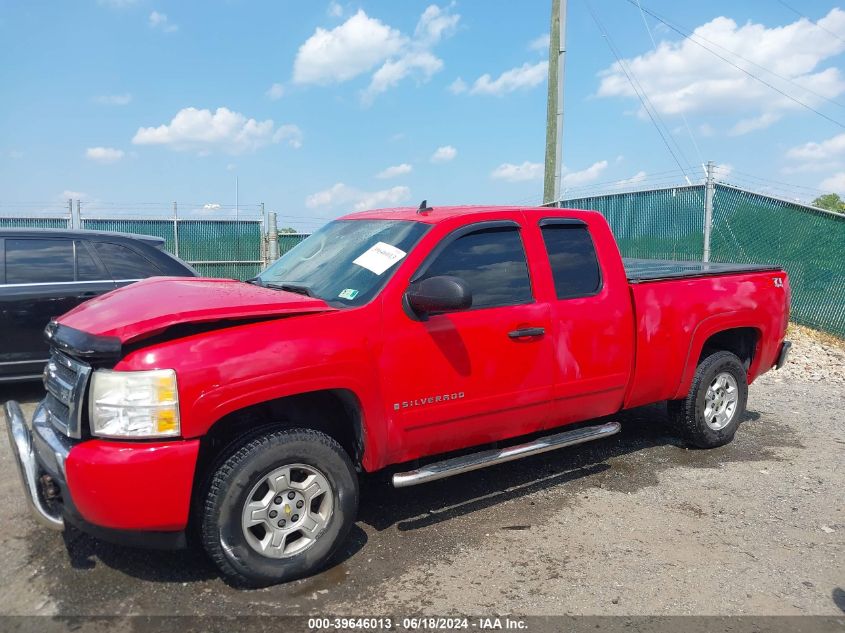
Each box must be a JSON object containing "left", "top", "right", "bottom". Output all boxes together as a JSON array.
[{"left": 418, "top": 226, "right": 533, "bottom": 310}]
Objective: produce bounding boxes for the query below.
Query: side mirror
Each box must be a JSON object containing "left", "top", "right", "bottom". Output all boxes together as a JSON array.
[{"left": 405, "top": 275, "right": 472, "bottom": 319}]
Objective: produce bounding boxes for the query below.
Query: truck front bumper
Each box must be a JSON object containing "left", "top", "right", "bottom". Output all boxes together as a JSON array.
[{"left": 3, "top": 400, "right": 199, "bottom": 549}]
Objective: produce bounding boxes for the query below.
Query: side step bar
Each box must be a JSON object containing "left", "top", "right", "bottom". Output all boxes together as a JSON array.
[{"left": 392, "top": 421, "right": 621, "bottom": 488}]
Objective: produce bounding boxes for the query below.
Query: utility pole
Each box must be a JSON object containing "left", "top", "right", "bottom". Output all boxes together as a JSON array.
[
  {"left": 268, "top": 211, "right": 279, "bottom": 261},
  {"left": 73, "top": 199, "right": 81, "bottom": 229},
  {"left": 703, "top": 160, "right": 715, "bottom": 263},
  {"left": 543, "top": 0, "right": 567, "bottom": 206},
  {"left": 67, "top": 198, "right": 73, "bottom": 228}
]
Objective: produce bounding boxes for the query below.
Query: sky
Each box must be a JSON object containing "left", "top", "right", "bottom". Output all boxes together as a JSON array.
[{"left": 2, "top": 0, "right": 845, "bottom": 230}]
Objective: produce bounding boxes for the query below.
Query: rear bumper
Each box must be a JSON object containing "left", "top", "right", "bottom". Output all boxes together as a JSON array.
[
  {"left": 3, "top": 400, "right": 198, "bottom": 549},
  {"left": 775, "top": 340, "right": 792, "bottom": 370}
]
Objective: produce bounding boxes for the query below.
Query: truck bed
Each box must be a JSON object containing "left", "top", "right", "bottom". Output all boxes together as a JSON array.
[{"left": 624, "top": 258, "right": 782, "bottom": 283}]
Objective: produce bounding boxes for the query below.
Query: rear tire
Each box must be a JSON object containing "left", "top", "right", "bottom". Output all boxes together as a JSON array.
[
  {"left": 667, "top": 351, "right": 748, "bottom": 449},
  {"left": 200, "top": 428, "right": 358, "bottom": 587}
]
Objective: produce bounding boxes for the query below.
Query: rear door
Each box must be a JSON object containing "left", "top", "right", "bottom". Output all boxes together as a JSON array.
[
  {"left": 379, "top": 219, "right": 556, "bottom": 462},
  {"left": 0, "top": 238, "right": 115, "bottom": 379},
  {"left": 538, "top": 218, "right": 634, "bottom": 424}
]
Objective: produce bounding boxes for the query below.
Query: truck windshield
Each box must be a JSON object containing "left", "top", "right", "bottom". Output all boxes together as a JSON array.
[{"left": 257, "top": 219, "right": 429, "bottom": 307}]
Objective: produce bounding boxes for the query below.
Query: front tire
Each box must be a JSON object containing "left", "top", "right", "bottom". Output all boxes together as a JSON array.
[
  {"left": 200, "top": 428, "right": 358, "bottom": 587},
  {"left": 667, "top": 351, "right": 748, "bottom": 448}
]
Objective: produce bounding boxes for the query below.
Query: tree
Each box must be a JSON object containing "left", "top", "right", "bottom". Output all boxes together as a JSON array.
[
  {"left": 811, "top": 193, "right": 845, "bottom": 213},
  {"left": 278, "top": 227, "right": 299, "bottom": 233}
]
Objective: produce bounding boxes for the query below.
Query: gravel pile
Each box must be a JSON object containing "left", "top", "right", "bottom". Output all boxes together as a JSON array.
[{"left": 758, "top": 324, "right": 845, "bottom": 386}]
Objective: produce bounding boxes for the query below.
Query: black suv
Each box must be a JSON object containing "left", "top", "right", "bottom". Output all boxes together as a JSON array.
[{"left": 0, "top": 229, "right": 197, "bottom": 382}]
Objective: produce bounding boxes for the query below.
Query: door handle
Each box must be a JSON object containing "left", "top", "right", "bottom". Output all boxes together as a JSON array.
[{"left": 508, "top": 327, "right": 545, "bottom": 339}]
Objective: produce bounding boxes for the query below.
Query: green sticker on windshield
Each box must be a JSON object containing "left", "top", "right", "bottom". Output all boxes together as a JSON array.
[{"left": 338, "top": 288, "right": 360, "bottom": 300}]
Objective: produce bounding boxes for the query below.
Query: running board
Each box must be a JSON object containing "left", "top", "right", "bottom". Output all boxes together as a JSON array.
[{"left": 392, "top": 421, "right": 621, "bottom": 488}]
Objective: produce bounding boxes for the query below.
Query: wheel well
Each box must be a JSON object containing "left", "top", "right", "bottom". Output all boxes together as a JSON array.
[
  {"left": 194, "top": 389, "right": 364, "bottom": 488},
  {"left": 698, "top": 327, "right": 759, "bottom": 370}
]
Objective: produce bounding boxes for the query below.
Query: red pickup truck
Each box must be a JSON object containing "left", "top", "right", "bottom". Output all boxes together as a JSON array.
[{"left": 5, "top": 205, "right": 791, "bottom": 586}]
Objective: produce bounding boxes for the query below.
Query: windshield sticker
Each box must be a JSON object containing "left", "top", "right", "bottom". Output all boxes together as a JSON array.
[
  {"left": 338, "top": 288, "right": 360, "bottom": 300},
  {"left": 352, "top": 242, "right": 407, "bottom": 275}
]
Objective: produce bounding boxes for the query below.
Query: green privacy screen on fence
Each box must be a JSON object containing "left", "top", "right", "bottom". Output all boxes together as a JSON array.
[
  {"left": 81, "top": 218, "right": 264, "bottom": 280},
  {"left": 0, "top": 217, "right": 69, "bottom": 229},
  {"left": 561, "top": 184, "right": 845, "bottom": 337}
]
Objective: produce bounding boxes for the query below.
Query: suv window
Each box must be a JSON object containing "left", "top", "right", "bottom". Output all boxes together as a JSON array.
[
  {"left": 418, "top": 226, "right": 532, "bottom": 310},
  {"left": 5, "top": 238, "right": 74, "bottom": 284},
  {"left": 75, "top": 241, "right": 104, "bottom": 281},
  {"left": 540, "top": 223, "right": 601, "bottom": 299},
  {"left": 92, "top": 242, "right": 161, "bottom": 279}
]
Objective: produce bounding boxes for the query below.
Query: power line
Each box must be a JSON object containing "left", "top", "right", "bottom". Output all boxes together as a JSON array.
[
  {"left": 634, "top": 0, "right": 706, "bottom": 166},
  {"left": 627, "top": 0, "right": 845, "bottom": 112},
  {"left": 623, "top": 0, "right": 845, "bottom": 129},
  {"left": 583, "top": 0, "right": 694, "bottom": 181}
]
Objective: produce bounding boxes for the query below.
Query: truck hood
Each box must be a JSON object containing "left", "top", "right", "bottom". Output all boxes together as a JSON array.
[{"left": 57, "top": 277, "right": 337, "bottom": 344}]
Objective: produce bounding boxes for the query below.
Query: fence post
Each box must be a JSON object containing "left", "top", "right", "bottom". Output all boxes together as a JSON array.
[
  {"left": 703, "top": 160, "right": 715, "bottom": 263},
  {"left": 260, "top": 203, "right": 267, "bottom": 265},
  {"left": 73, "top": 199, "right": 81, "bottom": 229},
  {"left": 268, "top": 212, "right": 278, "bottom": 261},
  {"left": 172, "top": 201, "right": 179, "bottom": 257}
]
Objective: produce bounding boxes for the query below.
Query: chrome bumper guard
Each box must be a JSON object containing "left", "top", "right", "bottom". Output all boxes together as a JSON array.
[{"left": 3, "top": 401, "right": 65, "bottom": 530}]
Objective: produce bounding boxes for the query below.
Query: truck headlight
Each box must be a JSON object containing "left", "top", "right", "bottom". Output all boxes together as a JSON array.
[{"left": 89, "top": 369, "right": 180, "bottom": 438}]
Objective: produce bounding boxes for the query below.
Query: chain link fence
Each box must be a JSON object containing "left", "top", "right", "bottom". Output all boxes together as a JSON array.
[
  {"left": 2, "top": 187, "right": 843, "bottom": 336},
  {"left": 560, "top": 183, "right": 845, "bottom": 337}
]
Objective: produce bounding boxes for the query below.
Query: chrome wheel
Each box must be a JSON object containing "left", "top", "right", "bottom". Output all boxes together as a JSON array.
[
  {"left": 241, "top": 463, "right": 333, "bottom": 559},
  {"left": 703, "top": 372, "right": 739, "bottom": 431}
]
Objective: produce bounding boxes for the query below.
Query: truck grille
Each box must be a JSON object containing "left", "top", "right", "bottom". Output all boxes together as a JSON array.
[{"left": 43, "top": 350, "right": 92, "bottom": 439}]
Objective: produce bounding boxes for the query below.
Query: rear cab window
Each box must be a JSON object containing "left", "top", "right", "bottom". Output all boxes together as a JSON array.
[
  {"left": 539, "top": 220, "right": 602, "bottom": 299},
  {"left": 92, "top": 242, "right": 162, "bottom": 280}
]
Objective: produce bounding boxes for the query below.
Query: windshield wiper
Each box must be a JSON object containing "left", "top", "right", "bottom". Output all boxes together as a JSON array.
[{"left": 265, "top": 282, "right": 315, "bottom": 297}]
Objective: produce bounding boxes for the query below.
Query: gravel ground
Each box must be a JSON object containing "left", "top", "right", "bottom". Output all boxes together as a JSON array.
[{"left": 0, "top": 326, "right": 842, "bottom": 618}]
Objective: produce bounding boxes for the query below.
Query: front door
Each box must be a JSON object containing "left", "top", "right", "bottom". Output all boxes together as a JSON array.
[{"left": 380, "top": 221, "right": 555, "bottom": 463}]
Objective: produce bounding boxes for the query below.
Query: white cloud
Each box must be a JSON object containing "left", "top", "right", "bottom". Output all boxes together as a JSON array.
[
  {"left": 469, "top": 61, "right": 548, "bottom": 96},
  {"left": 266, "top": 83, "right": 285, "bottom": 100},
  {"left": 363, "top": 50, "right": 442, "bottom": 104},
  {"left": 819, "top": 172, "right": 845, "bottom": 193},
  {"left": 93, "top": 93, "right": 132, "bottom": 106},
  {"left": 529, "top": 33, "right": 550, "bottom": 52},
  {"left": 448, "top": 77, "right": 467, "bottom": 94},
  {"left": 414, "top": 4, "right": 460, "bottom": 46},
  {"left": 306, "top": 183, "right": 411, "bottom": 211},
  {"left": 203, "top": 203, "right": 221, "bottom": 210},
  {"left": 787, "top": 132, "right": 845, "bottom": 161},
  {"left": 327, "top": 1, "right": 343, "bottom": 18},
  {"left": 149, "top": 10, "right": 178, "bottom": 32},
  {"left": 377, "top": 163, "right": 412, "bottom": 179},
  {"left": 563, "top": 160, "right": 608, "bottom": 187},
  {"left": 132, "top": 107, "right": 301, "bottom": 154},
  {"left": 431, "top": 145, "right": 456, "bottom": 163},
  {"left": 61, "top": 190, "right": 88, "bottom": 200},
  {"left": 85, "top": 147, "right": 125, "bottom": 163},
  {"left": 611, "top": 170, "right": 647, "bottom": 189},
  {"left": 273, "top": 124, "right": 303, "bottom": 148},
  {"left": 226, "top": 163, "right": 237, "bottom": 172},
  {"left": 293, "top": 5, "right": 459, "bottom": 104},
  {"left": 596, "top": 10, "right": 845, "bottom": 134},
  {"left": 293, "top": 10, "right": 405, "bottom": 84},
  {"left": 729, "top": 113, "right": 781, "bottom": 136},
  {"left": 490, "top": 161, "right": 544, "bottom": 182}
]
